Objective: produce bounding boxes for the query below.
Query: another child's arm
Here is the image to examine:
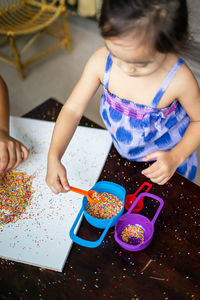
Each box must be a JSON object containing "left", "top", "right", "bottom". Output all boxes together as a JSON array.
[
  {"left": 0, "top": 76, "right": 29, "bottom": 173},
  {"left": 142, "top": 67, "right": 200, "bottom": 184},
  {"left": 46, "top": 50, "right": 103, "bottom": 194}
]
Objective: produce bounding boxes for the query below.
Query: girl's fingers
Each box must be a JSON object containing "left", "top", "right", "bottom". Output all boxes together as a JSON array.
[
  {"left": 0, "top": 141, "right": 29, "bottom": 172},
  {"left": 142, "top": 161, "right": 170, "bottom": 185},
  {"left": 50, "top": 185, "right": 59, "bottom": 194},
  {"left": 12, "top": 143, "right": 29, "bottom": 170},
  {"left": 142, "top": 162, "right": 160, "bottom": 176},
  {"left": 6, "top": 142, "right": 21, "bottom": 171},
  {"left": 50, "top": 181, "right": 64, "bottom": 194},
  {"left": 143, "top": 151, "right": 160, "bottom": 162},
  {"left": 0, "top": 145, "right": 9, "bottom": 172},
  {"left": 12, "top": 144, "right": 23, "bottom": 170},
  {"left": 56, "top": 166, "right": 69, "bottom": 191},
  {"left": 46, "top": 163, "right": 68, "bottom": 194},
  {"left": 20, "top": 144, "right": 29, "bottom": 161},
  {"left": 60, "top": 174, "right": 70, "bottom": 191},
  {"left": 48, "top": 174, "right": 69, "bottom": 194},
  {"left": 4, "top": 147, "right": 16, "bottom": 172},
  {"left": 157, "top": 178, "right": 169, "bottom": 185},
  {"left": 145, "top": 168, "right": 163, "bottom": 179},
  {"left": 149, "top": 175, "right": 168, "bottom": 185}
]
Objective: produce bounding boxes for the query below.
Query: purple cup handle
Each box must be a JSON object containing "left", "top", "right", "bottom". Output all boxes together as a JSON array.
[{"left": 127, "top": 192, "right": 164, "bottom": 225}]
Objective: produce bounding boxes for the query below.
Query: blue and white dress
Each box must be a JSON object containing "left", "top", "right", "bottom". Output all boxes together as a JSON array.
[{"left": 100, "top": 53, "right": 197, "bottom": 180}]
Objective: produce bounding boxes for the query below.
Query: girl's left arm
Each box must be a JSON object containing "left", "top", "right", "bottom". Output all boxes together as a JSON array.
[
  {"left": 170, "top": 71, "right": 200, "bottom": 163},
  {"left": 142, "top": 68, "right": 200, "bottom": 184}
]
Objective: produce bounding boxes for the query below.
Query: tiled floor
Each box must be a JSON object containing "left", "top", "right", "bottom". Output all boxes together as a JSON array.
[{"left": 0, "top": 1, "right": 199, "bottom": 185}]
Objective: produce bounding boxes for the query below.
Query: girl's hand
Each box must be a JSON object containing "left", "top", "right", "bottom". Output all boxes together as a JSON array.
[
  {"left": 141, "top": 150, "right": 180, "bottom": 185},
  {"left": 0, "top": 131, "right": 29, "bottom": 173},
  {"left": 46, "top": 158, "right": 70, "bottom": 194}
]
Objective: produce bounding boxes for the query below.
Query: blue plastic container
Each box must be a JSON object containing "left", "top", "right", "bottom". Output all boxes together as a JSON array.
[{"left": 69, "top": 181, "right": 126, "bottom": 248}]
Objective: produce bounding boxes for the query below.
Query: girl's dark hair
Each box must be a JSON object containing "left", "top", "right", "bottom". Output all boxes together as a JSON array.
[{"left": 99, "top": 0, "right": 188, "bottom": 54}]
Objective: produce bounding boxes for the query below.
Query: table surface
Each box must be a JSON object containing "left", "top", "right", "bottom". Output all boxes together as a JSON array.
[{"left": 0, "top": 98, "right": 200, "bottom": 300}]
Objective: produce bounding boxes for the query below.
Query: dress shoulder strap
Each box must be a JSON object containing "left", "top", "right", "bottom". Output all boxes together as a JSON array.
[
  {"left": 104, "top": 52, "right": 112, "bottom": 89},
  {"left": 151, "top": 58, "right": 184, "bottom": 108}
]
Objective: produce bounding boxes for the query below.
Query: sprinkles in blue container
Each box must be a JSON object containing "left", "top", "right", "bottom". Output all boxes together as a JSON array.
[{"left": 70, "top": 181, "right": 126, "bottom": 248}]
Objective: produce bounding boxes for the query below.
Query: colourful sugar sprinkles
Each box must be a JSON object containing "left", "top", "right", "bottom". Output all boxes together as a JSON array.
[
  {"left": 121, "top": 224, "right": 145, "bottom": 245},
  {"left": 0, "top": 170, "right": 34, "bottom": 228},
  {"left": 85, "top": 192, "right": 123, "bottom": 219}
]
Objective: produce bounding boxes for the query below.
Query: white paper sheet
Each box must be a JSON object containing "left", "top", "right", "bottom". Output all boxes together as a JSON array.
[{"left": 0, "top": 116, "right": 112, "bottom": 271}]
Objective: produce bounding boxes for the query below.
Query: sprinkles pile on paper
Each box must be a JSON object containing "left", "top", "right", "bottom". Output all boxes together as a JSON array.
[{"left": 0, "top": 171, "right": 34, "bottom": 228}]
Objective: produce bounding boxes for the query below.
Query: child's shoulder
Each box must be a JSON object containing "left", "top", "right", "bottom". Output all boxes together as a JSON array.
[
  {"left": 90, "top": 46, "right": 108, "bottom": 63},
  {"left": 174, "top": 57, "right": 199, "bottom": 93},
  {"left": 87, "top": 46, "right": 109, "bottom": 82},
  {"left": 167, "top": 54, "right": 200, "bottom": 103}
]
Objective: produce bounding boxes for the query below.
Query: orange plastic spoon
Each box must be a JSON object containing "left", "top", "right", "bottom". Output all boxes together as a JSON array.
[{"left": 70, "top": 186, "right": 105, "bottom": 204}]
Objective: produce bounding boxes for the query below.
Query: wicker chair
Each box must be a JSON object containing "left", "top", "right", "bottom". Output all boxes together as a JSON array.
[{"left": 0, "top": 0, "right": 71, "bottom": 79}]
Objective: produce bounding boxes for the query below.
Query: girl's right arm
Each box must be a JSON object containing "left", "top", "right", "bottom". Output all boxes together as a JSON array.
[{"left": 46, "top": 48, "right": 105, "bottom": 194}]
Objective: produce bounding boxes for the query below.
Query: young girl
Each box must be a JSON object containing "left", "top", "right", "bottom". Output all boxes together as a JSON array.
[
  {"left": 46, "top": 0, "right": 200, "bottom": 193},
  {"left": 0, "top": 76, "right": 29, "bottom": 173}
]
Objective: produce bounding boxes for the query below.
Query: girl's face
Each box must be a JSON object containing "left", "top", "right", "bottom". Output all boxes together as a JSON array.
[{"left": 105, "top": 31, "right": 167, "bottom": 77}]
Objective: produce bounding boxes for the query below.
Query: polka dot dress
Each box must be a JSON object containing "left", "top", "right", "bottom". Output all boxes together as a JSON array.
[{"left": 100, "top": 53, "right": 197, "bottom": 180}]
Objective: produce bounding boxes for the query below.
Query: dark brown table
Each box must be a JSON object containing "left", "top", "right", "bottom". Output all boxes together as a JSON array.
[{"left": 0, "top": 98, "right": 199, "bottom": 300}]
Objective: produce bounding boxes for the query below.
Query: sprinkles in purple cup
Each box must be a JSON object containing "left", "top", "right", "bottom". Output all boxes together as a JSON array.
[{"left": 121, "top": 224, "right": 145, "bottom": 245}]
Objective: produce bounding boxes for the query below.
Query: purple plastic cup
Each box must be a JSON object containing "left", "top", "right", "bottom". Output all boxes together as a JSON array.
[{"left": 114, "top": 192, "right": 164, "bottom": 251}]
